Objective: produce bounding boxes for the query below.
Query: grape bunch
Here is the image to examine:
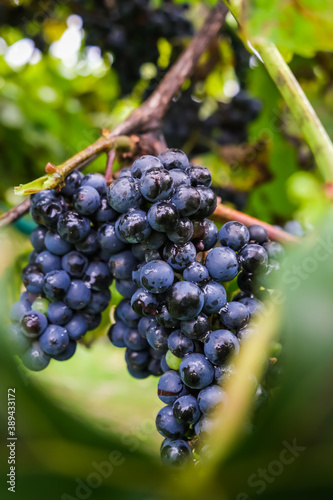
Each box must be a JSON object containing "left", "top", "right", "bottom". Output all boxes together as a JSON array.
[
  {"left": 103, "top": 150, "right": 284, "bottom": 466},
  {"left": 76, "top": 0, "right": 193, "bottom": 95},
  {"left": 8, "top": 171, "right": 115, "bottom": 370},
  {"left": 163, "top": 89, "right": 262, "bottom": 152}
]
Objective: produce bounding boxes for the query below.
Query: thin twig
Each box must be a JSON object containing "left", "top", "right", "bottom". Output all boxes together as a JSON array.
[
  {"left": 213, "top": 203, "right": 299, "bottom": 244},
  {"left": 0, "top": 198, "right": 30, "bottom": 228},
  {"left": 105, "top": 149, "right": 116, "bottom": 185}
]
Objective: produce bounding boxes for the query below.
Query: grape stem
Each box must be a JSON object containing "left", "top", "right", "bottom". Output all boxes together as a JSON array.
[
  {"left": 253, "top": 39, "right": 333, "bottom": 182},
  {"left": 104, "top": 149, "right": 116, "bottom": 185},
  {"left": 1, "top": 1, "right": 228, "bottom": 226},
  {"left": 213, "top": 202, "right": 299, "bottom": 244}
]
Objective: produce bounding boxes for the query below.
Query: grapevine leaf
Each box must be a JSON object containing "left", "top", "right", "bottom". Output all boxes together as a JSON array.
[{"left": 240, "top": 0, "right": 333, "bottom": 57}]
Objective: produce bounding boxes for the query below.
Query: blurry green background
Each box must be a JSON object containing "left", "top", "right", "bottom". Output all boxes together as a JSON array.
[{"left": 1, "top": 1, "right": 333, "bottom": 499}]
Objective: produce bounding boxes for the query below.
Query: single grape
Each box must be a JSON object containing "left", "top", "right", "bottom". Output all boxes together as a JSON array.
[
  {"left": 73, "top": 185, "right": 101, "bottom": 215},
  {"left": 140, "top": 260, "right": 174, "bottom": 294},
  {"left": 239, "top": 244, "right": 268, "bottom": 273},
  {"left": 93, "top": 197, "right": 118, "bottom": 223},
  {"left": 20, "top": 311, "right": 48, "bottom": 338},
  {"left": 107, "top": 177, "right": 142, "bottom": 213},
  {"left": 173, "top": 395, "right": 201, "bottom": 425},
  {"left": 158, "top": 149, "right": 189, "bottom": 171},
  {"left": 84, "top": 261, "right": 112, "bottom": 291},
  {"left": 45, "top": 231, "right": 73, "bottom": 256},
  {"left": 35, "top": 251, "right": 61, "bottom": 274},
  {"left": 202, "top": 281, "right": 227, "bottom": 315},
  {"left": 81, "top": 312, "right": 102, "bottom": 331},
  {"left": 163, "top": 241, "right": 196, "bottom": 271},
  {"left": 57, "top": 211, "right": 91, "bottom": 243},
  {"left": 40, "top": 324, "right": 69, "bottom": 356},
  {"left": 167, "top": 217, "right": 194, "bottom": 244},
  {"left": 248, "top": 224, "right": 268, "bottom": 244},
  {"left": 107, "top": 321, "right": 128, "bottom": 348},
  {"left": 165, "top": 351, "right": 182, "bottom": 371},
  {"left": 169, "top": 168, "right": 191, "bottom": 188},
  {"left": 75, "top": 230, "right": 99, "bottom": 255},
  {"left": 219, "top": 302, "right": 250, "bottom": 331},
  {"left": 61, "top": 251, "right": 88, "bottom": 278},
  {"left": 116, "top": 299, "right": 140, "bottom": 327},
  {"left": 97, "top": 222, "right": 126, "bottom": 255},
  {"left": 123, "top": 328, "right": 149, "bottom": 351},
  {"left": 183, "top": 262, "right": 209, "bottom": 283},
  {"left": 262, "top": 241, "right": 285, "bottom": 261},
  {"left": 85, "top": 289, "right": 111, "bottom": 314},
  {"left": 238, "top": 296, "right": 264, "bottom": 317},
  {"left": 179, "top": 353, "right": 214, "bottom": 390},
  {"left": 131, "top": 155, "right": 163, "bottom": 179},
  {"left": 10, "top": 299, "right": 31, "bottom": 323},
  {"left": 23, "top": 271, "right": 44, "bottom": 295},
  {"left": 180, "top": 313, "right": 210, "bottom": 340},
  {"left": 125, "top": 348, "right": 150, "bottom": 370},
  {"left": 158, "top": 370, "right": 187, "bottom": 404},
  {"left": 167, "top": 330, "right": 194, "bottom": 358},
  {"left": 64, "top": 280, "right": 92, "bottom": 310},
  {"left": 204, "top": 330, "right": 240, "bottom": 367},
  {"left": 31, "top": 298, "right": 49, "bottom": 315},
  {"left": 137, "top": 316, "right": 156, "bottom": 338},
  {"left": 43, "top": 270, "right": 71, "bottom": 300},
  {"left": 166, "top": 281, "right": 204, "bottom": 321},
  {"left": 116, "top": 209, "right": 151, "bottom": 244},
  {"left": 205, "top": 247, "right": 239, "bottom": 282},
  {"left": 61, "top": 171, "right": 84, "bottom": 197},
  {"left": 147, "top": 202, "right": 179, "bottom": 233},
  {"left": 146, "top": 323, "right": 170, "bottom": 352},
  {"left": 194, "top": 186, "right": 217, "bottom": 218},
  {"left": 197, "top": 385, "right": 226, "bottom": 414},
  {"left": 6, "top": 324, "right": 31, "bottom": 355},
  {"left": 108, "top": 250, "right": 138, "bottom": 280},
  {"left": 21, "top": 342, "right": 50, "bottom": 371},
  {"left": 115, "top": 279, "right": 137, "bottom": 298},
  {"left": 66, "top": 314, "right": 88, "bottom": 340},
  {"left": 47, "top": 301, "right": 73, "bottom": 325},
  {"left": 131, "top": 288, "right": 159, "bottom": 316},
  {"left": 218, "top": 221, "right": 250, "bottom": 251},
  {"left": 155, "top": 304, "right": 180, "bottom": 328},
  {"left": 30, "top": 226, "right": 47, "bottom": 252},
  {"left": 171, "top": 186, "right": 200, "bottom": 216},
  {"left": 156, "top": 405, "right": 188, "bottom": 439},
  {"left": 160, "top": 439, "right": 192, "bottom": 467},
  {"left": 139, "top": 168, "right": 173, "bottom": 202},
  {"left": 186, "top": 165, "right": 212, "bottom": 187}
]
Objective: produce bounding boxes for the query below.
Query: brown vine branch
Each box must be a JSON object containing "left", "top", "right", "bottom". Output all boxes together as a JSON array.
[
  {"left": 213, "top": 203, "right": 300, "bottom": 244},
  {"left": 0, "top": 198, "right": 31, "bottom": 228}
]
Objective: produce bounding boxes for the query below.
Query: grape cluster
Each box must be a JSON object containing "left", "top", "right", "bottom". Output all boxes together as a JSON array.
[
  {"left": 103, "top": 150, "right": 283, "bottom": 466},
  {"left": 8, "top": 171, "right": 115, "bottom": 370},
  {"left": 77, "top": 0, "right": 193, "bottom": 95},
  {"left": 163, "top": 90, "right": 262, "bottom": 153}
]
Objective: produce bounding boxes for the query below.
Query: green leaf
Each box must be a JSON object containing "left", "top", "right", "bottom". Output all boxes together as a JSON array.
[{"left": 241, "top": 0, "right": 333, "bottom": 57}]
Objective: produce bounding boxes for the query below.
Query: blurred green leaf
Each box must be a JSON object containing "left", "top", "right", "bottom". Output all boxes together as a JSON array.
[{"left": 241, "top": 0, "right": 333, "bottom": 57}]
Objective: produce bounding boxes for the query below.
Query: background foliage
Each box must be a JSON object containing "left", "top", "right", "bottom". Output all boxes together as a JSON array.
[{"left": 0, "top": 1, "right": 333, "bottom": 499}]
